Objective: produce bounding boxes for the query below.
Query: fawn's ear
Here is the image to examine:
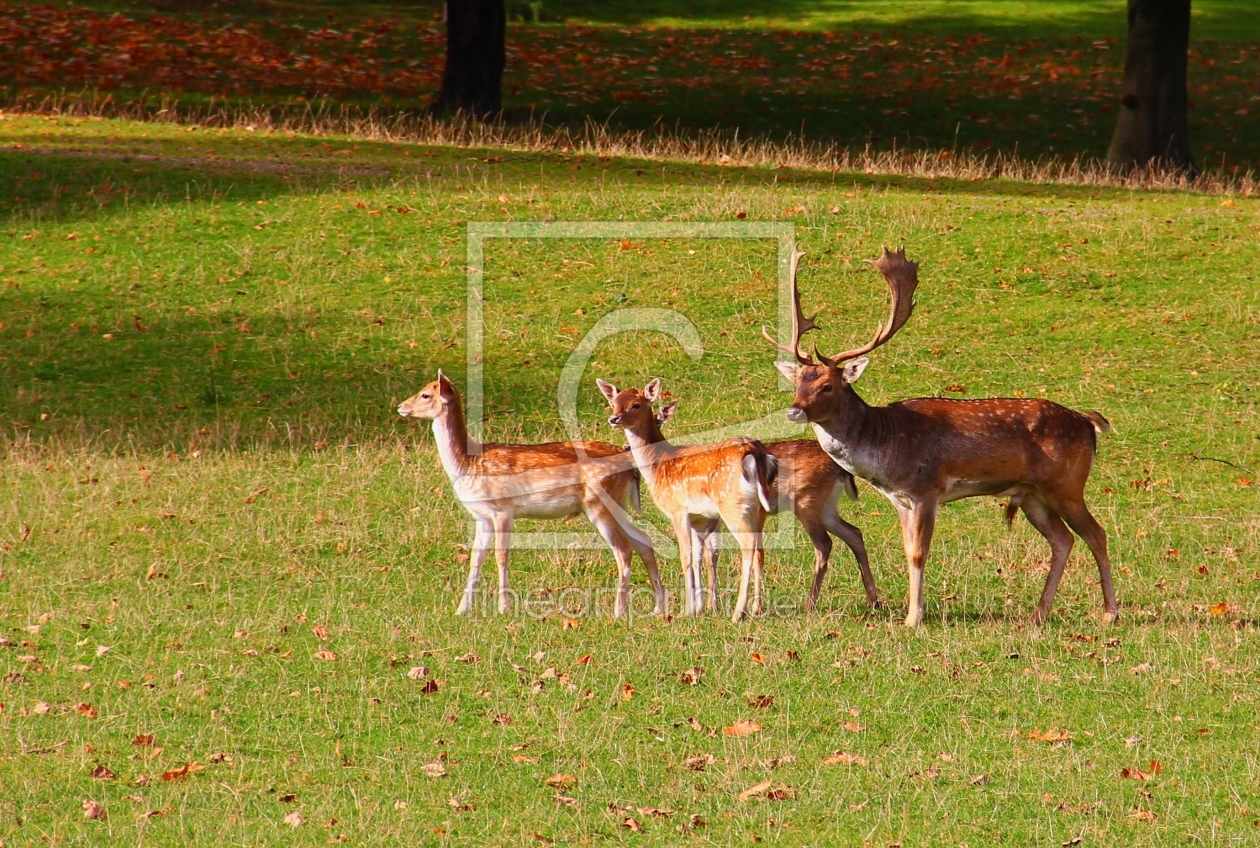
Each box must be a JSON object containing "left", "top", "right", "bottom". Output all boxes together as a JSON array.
[
  {"left": 643, "top": 377, "right": 662, "bottom": 402},
  {"left": 656, "top": 401, "right": 678, "bottom": 425},
  {"left": 841, "top": 356, "right": 869, "bottom": 384},
  {"left": 595, "top": 378, "right": 618, "bottom": 404},
  {"left": 774, "top": 360, "right": 799, "bottom": 382},
  {"left": 436, "top": 369, "right": 456, "bottom": 400}
]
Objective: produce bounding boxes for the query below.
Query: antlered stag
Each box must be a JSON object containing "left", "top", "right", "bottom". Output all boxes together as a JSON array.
[
  {"left": 398, "top": 371, "right": 665, "bottom": 618},
  {"left": 765, "top": 249, "right": 1117, "bottom": 627},
  {"left": 597, "top": 378, "right": 777, "bottom": 621}
]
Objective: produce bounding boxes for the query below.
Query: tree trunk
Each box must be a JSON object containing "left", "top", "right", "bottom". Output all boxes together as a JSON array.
[
  {"left": 1106, "top": 0, "right": 1194, "bottom": 175},
  {"left": 431, "top": 0, "right": 506, "bottom": 118}
]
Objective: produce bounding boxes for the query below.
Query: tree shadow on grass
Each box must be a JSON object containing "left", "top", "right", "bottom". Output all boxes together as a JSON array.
[{"left": 0, "top": 137, "right": 1202, "bottom": 453}]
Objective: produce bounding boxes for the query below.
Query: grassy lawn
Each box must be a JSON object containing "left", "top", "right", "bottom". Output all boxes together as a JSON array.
[
  {"left": 1, "top": 114, "right": 1259, "bottom": 845},
  {"left": 3, "top": 1, "right": 1259, "bottom": 171}
]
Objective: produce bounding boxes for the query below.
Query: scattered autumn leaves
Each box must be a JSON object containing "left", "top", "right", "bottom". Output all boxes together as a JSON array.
[{"left": 2, "top": 5, "right": 1257, "bottom": 163}]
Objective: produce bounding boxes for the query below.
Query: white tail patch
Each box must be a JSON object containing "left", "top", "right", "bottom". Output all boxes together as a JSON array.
[
  {"left": 743, "top": 452, "right": 777, "bottom": 513},
  {"left": 1086, "top": 411, "right": 1111, "bottom": 434}
]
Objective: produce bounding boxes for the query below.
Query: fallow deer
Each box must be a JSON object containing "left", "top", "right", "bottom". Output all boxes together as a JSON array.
[
  {"left": 597, "top": 378, "right": 777, "bottom": 621},
  {"left": 765, "top": 249, "right": 1117, "bottom": 627},
  {"left": 398, "top": 371, "right": 665, "bottom": 618},
  {"left": 653, "top": 398, "right": 879, "bottom": 613}
]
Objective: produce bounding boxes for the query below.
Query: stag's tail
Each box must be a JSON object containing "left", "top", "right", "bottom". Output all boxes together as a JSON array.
[{"left": 1085, "top": 411, "right": 1112, "bottom": 434}]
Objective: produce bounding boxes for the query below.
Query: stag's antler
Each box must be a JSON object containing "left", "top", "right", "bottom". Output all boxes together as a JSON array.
[
  {"left": 817, "top": 247, "right": 919, "bottom": 366},
  {"left": 762, "top": 249, "right": 820, "bottom": 366}
]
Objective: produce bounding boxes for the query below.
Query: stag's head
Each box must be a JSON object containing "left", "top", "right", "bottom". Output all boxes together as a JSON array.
[
  {"left": 764, "top": 248, "right": 919, "bottom": 425},
  {"left": 596, "top": 377, "right": 675, "bottom": 436},
  {"left": 398, "top": 370, "right": 458, "bottom": 420}
]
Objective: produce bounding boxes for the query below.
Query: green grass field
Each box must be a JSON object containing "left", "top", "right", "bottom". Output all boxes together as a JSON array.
[{"left": 2, "top": 112, "right": 1259, "bottom": 845}]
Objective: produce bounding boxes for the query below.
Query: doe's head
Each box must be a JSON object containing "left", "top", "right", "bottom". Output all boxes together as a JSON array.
[
  {"left": 596, "top": 377, "right": 677, "bottom": 433},
  {"left": 397, "top": 369, "right": 457, "bottom": 420}
]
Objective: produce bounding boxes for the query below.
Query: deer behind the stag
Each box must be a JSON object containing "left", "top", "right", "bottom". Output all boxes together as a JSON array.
[
  {"left": 766, "top": 249, "right": 1117, "bottom": 627},
  {"left": 652, "top": 397, "right": 878, "bottom": 613}
]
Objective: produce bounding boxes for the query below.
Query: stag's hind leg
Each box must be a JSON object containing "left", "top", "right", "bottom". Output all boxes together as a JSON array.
[
  {"left": 1019, "top": 495, "right": 1075, "bottom": 624},
  {"left": 1056, "top": 498, "right": 1118, "bottom": 623}
]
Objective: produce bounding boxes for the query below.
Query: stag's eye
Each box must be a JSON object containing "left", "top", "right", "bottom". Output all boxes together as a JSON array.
[
  {"left": 421, "top": 393, "right": 430, "bottom": 400},
  {"left": 821, "top": 384, "right": 833, "bottom": 393}
]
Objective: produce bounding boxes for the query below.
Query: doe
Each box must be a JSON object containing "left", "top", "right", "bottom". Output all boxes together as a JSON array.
[{"left": 398, "top": 371, "right": 665, "bottom": 618}]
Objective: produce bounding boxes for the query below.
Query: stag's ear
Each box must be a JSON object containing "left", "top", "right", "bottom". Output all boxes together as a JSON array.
[
  {"left": 656, "top": 401, "right": 678, "bottom": 425},
  {"left": 643, "top": 377, "right": 662, "bottom": 402},
  {"left": 595, "top": 378, "right": 618, "bottom": 404},
  {"left": 841, "top": 356, "right": 869, "bottom": 384},
  {"left": 774, "top": 360, "right": 799, "bottom": 383}
]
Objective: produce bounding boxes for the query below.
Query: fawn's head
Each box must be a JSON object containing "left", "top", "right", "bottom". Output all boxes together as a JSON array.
[
  {"left": 398, "top": 370, "right": 458, "bottom": 420},
  {"left": 596, "top": 377, "right": 676, "bottom": 436}
]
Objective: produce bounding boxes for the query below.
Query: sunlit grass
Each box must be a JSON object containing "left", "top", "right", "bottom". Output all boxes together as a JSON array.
[{"left": 0, "top": 116, "right": 1258, "bottom": 845}]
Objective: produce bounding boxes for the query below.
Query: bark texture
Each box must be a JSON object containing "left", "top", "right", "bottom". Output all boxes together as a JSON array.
[
  {"left": 1106, "top": 0, "right": 1194, "bottom": 174},
  {"left": 432, "top": 0, "right": 506, "bottom": 118}
]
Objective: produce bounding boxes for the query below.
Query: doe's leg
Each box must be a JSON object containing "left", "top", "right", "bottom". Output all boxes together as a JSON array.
[
  {"left": 492, "top": 515, "right": 513, "bottom": 615},
  {"left": 823, "top": 509, "right": 879, "bottom": 609},
  {"left": 458, "top": 518, "right": 493, "bottom": 615}
]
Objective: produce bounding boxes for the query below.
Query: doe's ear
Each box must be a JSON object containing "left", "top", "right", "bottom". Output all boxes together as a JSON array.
[
  {"left": 656, "top": 401, "right": 679, "bottom": 425},
  {"left": 643, "top": 377, "right": 662, "bottom": 402},
  {"left": 436, "top": 369, "right": 456, "bottom": 399},
  {"left": 595, "top": 378, "right": 618, "bottom": 404},
  {"left": 841, "top": 356, "right": 870, "bottom": 384},
  {"left": 774, "top": 360, "right": 799, "bottom": 383}
]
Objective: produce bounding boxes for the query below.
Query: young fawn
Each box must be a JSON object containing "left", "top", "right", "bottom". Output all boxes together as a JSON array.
[
  {"left": 767, "top": 248, "right": 1116, "bottom": 626},
  {"left": 654, "top": 399, "right": 878, "bottom": 613},
  {"left": 398, "top": 371, "right": 665, "bottom": 618},
  {"left": 597, "top": 378, "right": 777, "bottom": 621}
]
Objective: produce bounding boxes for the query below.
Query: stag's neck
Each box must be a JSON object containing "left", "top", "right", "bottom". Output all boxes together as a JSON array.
[
  {"left": 432, "top": 400, "right": 479, "bottom": 480},
  {"left": 811, "top": 387, "right": 897, "bottom": 482}
]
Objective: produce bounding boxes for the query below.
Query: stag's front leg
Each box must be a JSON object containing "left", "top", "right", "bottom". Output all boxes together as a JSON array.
[{"left": 896, "top": 501, "right": 936, "bottom": 627}]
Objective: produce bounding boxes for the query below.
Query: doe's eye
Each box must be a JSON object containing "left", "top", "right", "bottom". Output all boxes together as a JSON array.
[
  {"left": 821, "top": 384, "right": 833, "bottom": 393},
  {"left": 631, "top": 402, "right": 640, "bottom": 409},
  {"left": 421, "top": 394, "right": 430, "bottom": 400}
]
